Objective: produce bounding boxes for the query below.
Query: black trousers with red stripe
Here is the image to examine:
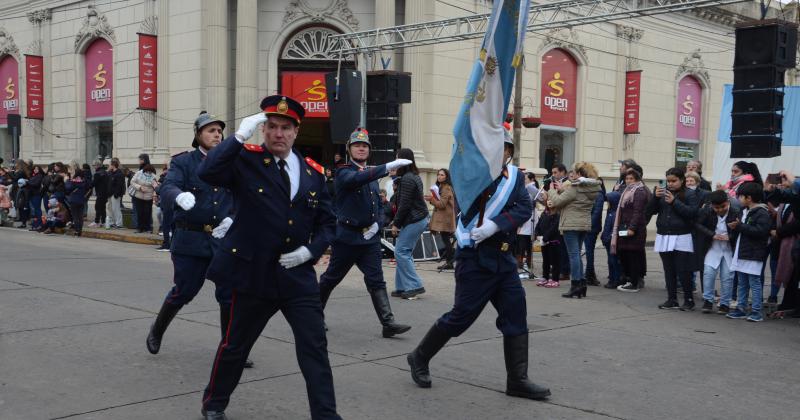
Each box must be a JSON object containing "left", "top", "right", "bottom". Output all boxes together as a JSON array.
[{"left": 202, "top": 292, "right": 341, "bottom": 420}]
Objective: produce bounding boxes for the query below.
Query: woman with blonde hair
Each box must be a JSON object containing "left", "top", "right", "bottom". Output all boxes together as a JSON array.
[{"left": 547, "top": 161, "right": 602, "bottom": 298}]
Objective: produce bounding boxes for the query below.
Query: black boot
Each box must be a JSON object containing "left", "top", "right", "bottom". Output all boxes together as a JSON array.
[
  {"left": 201, "top": 408, "right": 228, "bottom": 420},
  {"left": 407, "top": 324, "right": 450, "bottom": 388},
  {"left": 585, "top": 271, "right": 601, "bottom": 286},
  {"left": 504, "top": 334, "right": 551, "bottom": 400},
  {"left": 146, "top": 301, "right": 182, "bottom": 354},
  {"left": 604, "top": 275, "right": 623, "bottom": 289},
  {"left": 369, "top": 288, "right": 411, "bottom": 338},
  {"left": 220, "top": 304, "right": 254, "bottom": 368},
  {"left": 561, "top": 280, "right": 586, "bottom": 298}
]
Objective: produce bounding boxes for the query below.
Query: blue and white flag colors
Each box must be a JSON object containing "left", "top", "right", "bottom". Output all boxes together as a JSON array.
[{"left": 450, "top": 0, "right": 531, "bottom": 214}]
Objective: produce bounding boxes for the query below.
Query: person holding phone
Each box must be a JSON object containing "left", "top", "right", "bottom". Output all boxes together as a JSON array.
[
  {"left": 648, "top": 168, "right": 699, "bottom": 310},
  {"left": 611, "top": 169, "right": 649, "bottom": 292}
]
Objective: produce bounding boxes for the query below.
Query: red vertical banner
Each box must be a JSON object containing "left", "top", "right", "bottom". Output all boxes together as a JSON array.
[
  {"left": 623, "top": 70, "right": 642, "bottom": 134},
  {"left": 676, "top": 75, "right": 703, "bottom": 141},
  {"left": 25, "top": 55, "right": 44, "bottom": 120},
  {"left": 0, "top": 55, "right": 20, "bottom": 125},
  {"left": 138, "top": 33, "right": 157, "bottom": 110},
  {"left": 85, "top": 38, "right": 113, "bottom": 119},
  {"left": 540, "top": 48, "right": 578, "bottom": 128}
]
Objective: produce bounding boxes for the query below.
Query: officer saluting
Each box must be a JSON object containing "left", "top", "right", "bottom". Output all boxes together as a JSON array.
[
  {"left": 319, "top": 127, "right": 412, "bottom": 337},
  {"left": 147, "top": 112, "right": 252, "bottom": 367},
  {"left": 406, "top": 131, "right": 551, "bottom": 400},
  {"left": 197, "top": 96, "right": 341, "bottom": 420}
]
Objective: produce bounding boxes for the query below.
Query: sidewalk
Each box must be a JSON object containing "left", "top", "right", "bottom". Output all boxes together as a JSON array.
[{"left": 0, "top": 223, "right": 163, "bottom": 246}]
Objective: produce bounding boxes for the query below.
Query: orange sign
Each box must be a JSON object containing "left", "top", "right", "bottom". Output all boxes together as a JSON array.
[{"left": 281, "top": 71, "right": 329, "bottom": 118}]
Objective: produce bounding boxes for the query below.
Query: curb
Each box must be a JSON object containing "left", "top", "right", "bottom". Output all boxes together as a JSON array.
[{"left": 81, "top": 229, "right": 163, "bottom": 245}]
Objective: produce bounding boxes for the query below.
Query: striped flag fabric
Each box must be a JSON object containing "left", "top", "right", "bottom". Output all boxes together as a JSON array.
[{"left": 450, "top": 0, "right": 531, "bottom": 213}]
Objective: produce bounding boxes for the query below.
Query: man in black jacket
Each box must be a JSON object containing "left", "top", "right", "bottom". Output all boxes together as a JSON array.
[
  {"left": 726, "top": 182, "right": 772, "bottom": 322},
  {"left": 105, "top": 160, "right": 126, "bottom": 229},
  {"left": 91, "top": 160, "right": 110, "bottom": 227},
  {"left": 695, "top": 191, "right": 740, "bottom": 314}
]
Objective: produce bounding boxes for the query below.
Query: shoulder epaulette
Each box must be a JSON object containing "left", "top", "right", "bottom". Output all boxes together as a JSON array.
[
  {"left": 305, "top": 157, "right": 325, "bottom": 175},
  {"left": 243, "top": 143, "right": 264, "bottom": 152}
]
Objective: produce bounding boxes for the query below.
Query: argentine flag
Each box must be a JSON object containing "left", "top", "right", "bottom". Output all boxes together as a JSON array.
[{"left": 450, "top": 0, "right": 531, "bottom": 214}]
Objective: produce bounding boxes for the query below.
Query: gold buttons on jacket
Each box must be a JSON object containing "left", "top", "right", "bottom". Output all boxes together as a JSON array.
[
  {"left": 285, "top": 238, "right": 291, "bottom": 243},
  {"left": 288, "top": 219, "right": 293, "bottom": 225},
  {"left": 258, "top": 188, "right": 264, "bottom": 193},
  {"left": 232, "top": 248, "right": 237, "bottom": 253}
]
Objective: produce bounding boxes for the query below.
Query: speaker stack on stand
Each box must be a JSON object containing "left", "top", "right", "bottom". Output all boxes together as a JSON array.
[
  {"left": 366, "top": 71, "right": 411, "bottom": 165},
  {"left": 730, "top": 20, "right": 798, "bottom": 158}
]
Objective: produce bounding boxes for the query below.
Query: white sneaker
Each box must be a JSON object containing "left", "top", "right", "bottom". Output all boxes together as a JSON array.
[{"left": 617, "top": 282, "right": 640, "bottom": 293}]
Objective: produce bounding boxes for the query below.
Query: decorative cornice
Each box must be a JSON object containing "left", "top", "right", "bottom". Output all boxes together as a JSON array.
[
  {"left": 139, "top": 15, "right": 158, "bottom": 35},
  {"left": 676, "top": 49, "right": 710, "bottom": 87},
  {"left": 616, "top": 25, "right": 644, "bottom": 42},
  {"left": 27, "top": 9, "right": 52, "bottom": 25},
  {"left": 284, "top": 0, "right": 359, "bottom": 31},
  {"left": 540, "top": 28, "right": 588, "bottom": 62},
  {"left": 687, "top": 7, "right": 741, "bottom": 27},
  {"left": 75, "top": 5, "right": 116, "bottom": 51},
  {"left": 0, "top": 27, "right": 20, "bottom": 58}
]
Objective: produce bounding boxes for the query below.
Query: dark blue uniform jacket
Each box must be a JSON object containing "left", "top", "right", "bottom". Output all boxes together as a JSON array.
[{"left": 198, "top": 136, "right": 335, "bottom": 299}]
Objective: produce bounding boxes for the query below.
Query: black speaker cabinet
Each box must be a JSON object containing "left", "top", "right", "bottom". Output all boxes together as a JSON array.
[
  {"left": 366, "top": 71, "right": 411, "bottom": 103},
  {"left": 731, "top": 112, "right": 783, "bottom": 136},
  {"left": 731, "top": 89, "right": 784, "bottom": 113},
  {"left": 366, "top": 118, "right": 399, "bottom": 135},
  {"left": 734, "top": 21, "right": 798, "bottom": 68},
  {"left": 366, "top": 102, "right": 400, "bottom": 118},
  {"left": 733, "top": 65, "right": 785, "bottom": 90},
  {"left": 730, "top": 135, "right": 781, "bottom": 158},
  {"left": 326, "top": 70, "right": 362, "bottom": 144}
]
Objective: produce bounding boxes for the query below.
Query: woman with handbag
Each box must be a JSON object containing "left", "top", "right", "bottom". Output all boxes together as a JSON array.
[{"left": 129, "top": 163, "right": 159, "bottom": 233}]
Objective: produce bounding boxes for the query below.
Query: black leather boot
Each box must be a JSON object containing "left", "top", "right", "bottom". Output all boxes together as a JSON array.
[
  {"left": 220, "top": 304, "right": 253, "bottom": 368},
  {"left": 369, "top": 288, "right": 411, "bottom": 338},
  {"left": 504, "top": 334, "right": 551, "bottom": 400},
  {"left": 585, "top": 271, "right": 601, "bottom": 286},
  {"left": 407, "top": 324, "right": 450, "bottom": 388},
  {"left": 146, "top": 301, "right": 182, "bottom": 354},
  {"left": 201, "top": 408, "right": 227, "bottom": 420},
  {"left": 561, "top": 280, "right": 585, "bottom": 298}
]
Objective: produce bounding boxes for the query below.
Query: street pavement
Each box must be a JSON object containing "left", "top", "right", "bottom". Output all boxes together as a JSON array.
[{"left": 1, "top": 227, "right": 799, "bottom": 420}]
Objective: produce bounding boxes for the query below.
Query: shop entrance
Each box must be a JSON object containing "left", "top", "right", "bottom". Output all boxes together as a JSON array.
[
  {"left": 539, "top": 128, "right": 575, "bottom": 170},
  {"left": 85, "top": 120, "right": 113, "bottom": 162}
]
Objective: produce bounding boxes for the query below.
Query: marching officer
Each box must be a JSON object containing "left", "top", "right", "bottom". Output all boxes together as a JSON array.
[
  {"left": 146, "top": 111, "right": 253, "bottom": 367},
  {"left": 319, "top": 127, "right": 413, "bottom": 337},
  {"left": 406, "top": 131, "right": 551, "bottom": 401},
  {"left": 197, "top": 96, "right": 341, "bottom": 420}
]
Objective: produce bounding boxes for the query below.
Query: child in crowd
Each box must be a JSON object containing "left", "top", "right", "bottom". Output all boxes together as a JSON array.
[
  {"left": 534, "top": 199, "right": 561, "bottom": 288},
  {"left": 726, "top": 182, "right": 772, "bottom": 322},
  {"left": 601, "top": 191, "right": 622, "bottom": 289},
  {"left": 695, "top": 190, "right": 740, "bottom": 314},
  {"left": 40, "top": 198, "right": 68, "bottom": 234}
]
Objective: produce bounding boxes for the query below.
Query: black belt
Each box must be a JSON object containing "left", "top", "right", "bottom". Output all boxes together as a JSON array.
[
  {"left": 174, "top": 221, "right": 215, "bottom": 233},
  {"left": 338, "top": 222, "right": 373, "bottom": 233}
]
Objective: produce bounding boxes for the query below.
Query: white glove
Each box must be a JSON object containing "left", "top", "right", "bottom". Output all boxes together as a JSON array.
[
  {"left": 175, "top": 192, "right": 196, "bottom": 211},
  {"left": 386, "top": 159, "right": 413, "bottom": 171},
  {"left": 470, "top": 219, "right": 499, "bottom": 244},
  {"left": 235, "top": 113, "right": 268, "bottom": 142},
  {"left": 363, "top": 222, "right": 379, "bottom": 240},
  {"left": 212, "top": 217, "right": 233, "bottom": 239},
  {"left": 279, "top": 246, "right": 313, "bottom": 269}
]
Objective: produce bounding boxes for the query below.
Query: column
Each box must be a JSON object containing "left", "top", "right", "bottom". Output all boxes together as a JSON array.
[
  {"left": 374, "top": 0, "right": 395, "bottom": 70},
  {"left": 27, "top": 9, "right": 52, "bottom": 159},
  {"left": 235, "top": 0, "right": 258, "bottom": 127},
  {"left": 155, "top": 0, "right": 171, "bottom": 154},
  {"left": 401, "top": 0, "right": 430, "bottom": 167},
  {"left": 205, "top": 0, "right": 229, "bottom": 125}
]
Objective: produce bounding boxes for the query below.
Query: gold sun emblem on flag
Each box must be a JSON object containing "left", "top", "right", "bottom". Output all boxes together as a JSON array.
[{"left": 485, "top": 56, "right": 498, "bottom": 76}]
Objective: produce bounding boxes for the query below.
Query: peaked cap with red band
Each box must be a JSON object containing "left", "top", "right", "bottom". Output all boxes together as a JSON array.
[{"left": 261, "top": 95, "right": 305, "bottom": 125}]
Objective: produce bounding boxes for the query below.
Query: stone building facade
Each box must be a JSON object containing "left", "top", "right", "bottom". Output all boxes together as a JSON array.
[{"left": 0, "top": 0, "right": 797, "bottom": 185}]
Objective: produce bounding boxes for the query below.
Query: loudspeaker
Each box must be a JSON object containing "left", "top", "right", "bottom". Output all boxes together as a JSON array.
[
  {"left": 6, "top": 113, "right": 21, "bottom": 135},
  {"left": 734, "top": 21, "right": 798, "bottom": 68},
  {"left": 733, "top": 65, "right": 785, "bottom": 90},
  {"left": 366, "top": 102, "right": 400, "bottom": 118},
  {"left": 368, "top": 134, "right": 399, "bottom": 166},
  {"left": 730, "top": 135, "right": 781, "bottom": 158},
  {"left": 731, "top": 89, "right": 784, "bottom": 113},
  {"left": 366, "top": 71, "right": 411, "bottom": 103},
  {"left": 366, "top": 118, "right": 399, "bottom": 135},
  {"left": 326, "top": 70, "right": 362, "bottom": 144},
  {"left": 731, "top": 112, "right": 783, "bottom": 136}
]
